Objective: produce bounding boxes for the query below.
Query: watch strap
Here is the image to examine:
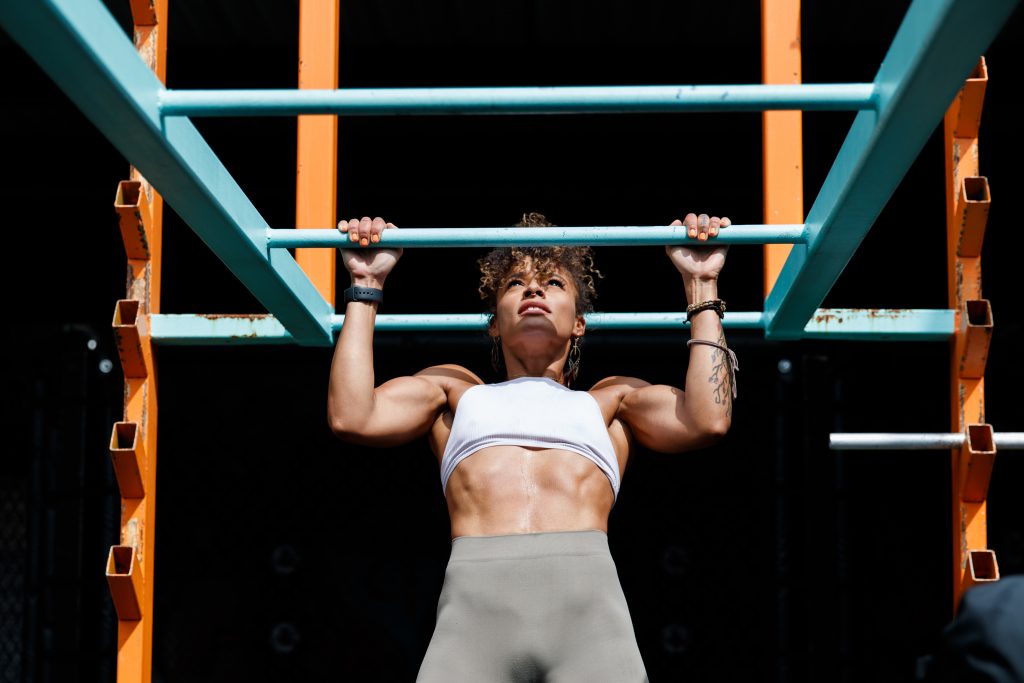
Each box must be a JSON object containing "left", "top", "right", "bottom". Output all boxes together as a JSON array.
[{"left": 343, "top": 286, "right": 384, "bottom": 304}]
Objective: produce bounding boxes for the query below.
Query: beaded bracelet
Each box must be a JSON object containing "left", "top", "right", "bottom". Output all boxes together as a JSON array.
[{"left": 686, "top": 298, "right": 726, "bottom": 321}]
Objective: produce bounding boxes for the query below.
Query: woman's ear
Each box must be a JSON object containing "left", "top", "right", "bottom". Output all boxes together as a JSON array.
[{"left": 573, "top": 316, "right": 586, "bottom": 338}]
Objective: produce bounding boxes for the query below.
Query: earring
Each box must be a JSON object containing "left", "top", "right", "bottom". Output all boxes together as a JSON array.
[
  {"left": 565, "top": 336, "right": 581, "bottom": 386},
  {"left": 491, "top": 336, "right": 503, "bottom": 374}
]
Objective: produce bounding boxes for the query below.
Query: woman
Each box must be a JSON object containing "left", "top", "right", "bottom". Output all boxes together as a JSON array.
[{"left": 328, "top": 212, "right": 733, "bottom": 682}]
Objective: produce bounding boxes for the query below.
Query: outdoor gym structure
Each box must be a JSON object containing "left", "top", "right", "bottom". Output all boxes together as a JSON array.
[{"left": 1, "top": 0, "right": 1020, "bottom": 680}]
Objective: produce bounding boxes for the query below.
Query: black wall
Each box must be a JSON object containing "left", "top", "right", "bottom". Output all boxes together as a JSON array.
[{"left": 2, "top": 1, "right": 1022, "bottom": 681}]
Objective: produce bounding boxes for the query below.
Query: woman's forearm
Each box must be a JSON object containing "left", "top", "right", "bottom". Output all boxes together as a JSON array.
[
  {"left": 327, "top": 276, "right": 382, "bottom": 435},
  {"left": 682, "top": 278, "right": 733, "bottom": 432}
]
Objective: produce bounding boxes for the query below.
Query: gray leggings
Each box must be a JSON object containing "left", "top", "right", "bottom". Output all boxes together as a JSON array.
[{"left": 417, "top": 530, "right": 648, "bottom": 682}]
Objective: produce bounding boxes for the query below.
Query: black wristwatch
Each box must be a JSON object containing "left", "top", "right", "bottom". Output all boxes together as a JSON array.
[{"left": 343, "top": 286, "right": 384, "bottom": 305}]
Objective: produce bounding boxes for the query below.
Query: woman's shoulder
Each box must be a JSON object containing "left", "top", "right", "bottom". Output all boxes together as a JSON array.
[
  {"left": 586, "top": 375, "right": 651, "bottom": 402},
  {"left": 414, "top": 364, "right": 485, "bottom": 390},
  {"left": 588, "top": 375, "right": 651, "bottom": 393}
]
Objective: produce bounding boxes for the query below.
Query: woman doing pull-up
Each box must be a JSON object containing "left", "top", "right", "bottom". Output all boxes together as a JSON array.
[{"left": 328, "top": 211, "right": 734, "bottom": 682}]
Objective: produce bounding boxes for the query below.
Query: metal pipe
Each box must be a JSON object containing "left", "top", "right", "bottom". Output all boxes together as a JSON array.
[
  {"left": 829, "top": 433, "right": 1024, "bottom": 450},
  {"left": 148, "top": 309, "right": 955, "bottom": 344},
  {"left": 159, "top": 84, "right": 877, "bottom": 117},
  {"left": 267, "top": 225, "right": 807, "bottom": 248},
  {"left": 332, "top": 311, "right": 766, "bottom": 332}
]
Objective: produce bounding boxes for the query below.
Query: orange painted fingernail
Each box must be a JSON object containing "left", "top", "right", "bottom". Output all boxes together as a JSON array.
[
  {"left": 371, "top": 234, "right": 380, "bottom": 243},
  {"left": 688, "top": 229, "right": 697, "bottom": 238},
  {"left": 360, "top": 237, "right": 369, "bottom": 246},
  {"left": 698, "top": 233, "right": 707, "bottom": 241}
]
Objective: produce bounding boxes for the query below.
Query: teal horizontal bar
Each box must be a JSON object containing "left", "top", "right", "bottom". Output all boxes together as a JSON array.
[
  {"left": 268, "top": 225, "right": 807, "bottom": 248},
  {"left": 333, "top": 312, "right": 767, "bottom": 332},
  {"left": 159, "top": 84, "right": 877, "bottom": 117},
  {"left": 149, "top": 309, "right": 953, "bottom": 345},
  {"left": 802, "top": 308, "right": 954, "bottom": 340}
]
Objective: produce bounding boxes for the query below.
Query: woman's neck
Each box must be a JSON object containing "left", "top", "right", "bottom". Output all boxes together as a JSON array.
[{"left": 505, "top": 371, "right": 563, "bottom": 384}]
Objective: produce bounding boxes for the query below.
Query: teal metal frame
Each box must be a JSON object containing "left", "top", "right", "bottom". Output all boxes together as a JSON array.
[
  {"left": 159, "top": 84, "right": 876, "bottom": 116},
  {"left": 268, "top": 225, "right": 806, "bottom": 248},
  {"left": 1, "top": 0, "right": 1016, "bottom": 346},
  {"left": 0, "top": 0, "right": 334, "bottom": 346},
  {"left": 762, "top": 0, "right": 1018, "bottom": 338},
  {"left": 148, "top": 309, "right": 954, "bottom": 343}
]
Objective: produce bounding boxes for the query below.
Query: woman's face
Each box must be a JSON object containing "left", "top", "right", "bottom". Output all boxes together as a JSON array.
[{"left": 490, "top": 258, "right": 586, "bottom": 343}]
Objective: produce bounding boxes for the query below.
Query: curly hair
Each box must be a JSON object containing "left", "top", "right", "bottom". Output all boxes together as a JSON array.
[{"left": 478, "top": 212, "right": 602, "bottom": 320}]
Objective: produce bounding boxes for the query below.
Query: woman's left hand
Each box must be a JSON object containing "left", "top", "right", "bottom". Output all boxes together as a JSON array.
[{"left": 665, "top": 212, "right": 731, "bottom": 281}]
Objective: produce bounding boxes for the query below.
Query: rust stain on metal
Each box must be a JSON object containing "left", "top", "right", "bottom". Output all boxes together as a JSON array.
[
  {"left": 134, "top": 210, "right": 151, "bottom": 256},
  {"left": 813, "top": 311, "right": 844, "bottom": 324},
  {"left": 812, "top": 308, "right": 917, "bottom": 325},
  {"left": 198, "top": 313, "right": 274, "bottom": 320}
]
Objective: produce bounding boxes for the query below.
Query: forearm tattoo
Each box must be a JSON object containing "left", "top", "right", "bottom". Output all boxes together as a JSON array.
[{"left": 707, "top": 329, "right": 733, "bottom": 417}]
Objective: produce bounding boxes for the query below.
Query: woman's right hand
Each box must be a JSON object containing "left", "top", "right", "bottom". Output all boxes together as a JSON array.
[{"left": 338, "top": 216, "right": 403, "bottom": 288}]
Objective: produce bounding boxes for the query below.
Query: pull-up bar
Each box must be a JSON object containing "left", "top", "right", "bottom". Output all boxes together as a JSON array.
[
  {"left": 159, "top": 84, "right": 877, "bottom": 117},
  {"left": 831, "top": 432, "right": 1024, "bottom": 450},
  {"left": 146, "top": 308, "right": 955, "bottom": 343},
  {"left": 266, "top": 225, "right": 807, "bottom": 248}
]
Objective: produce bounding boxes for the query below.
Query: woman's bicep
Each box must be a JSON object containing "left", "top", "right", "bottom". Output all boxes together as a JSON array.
[
  {"left": 333, "top": 374, "right": 448, "bottom": 446},
  {"left": 618, "top": 383, "right": 719, "bottom": 453}
]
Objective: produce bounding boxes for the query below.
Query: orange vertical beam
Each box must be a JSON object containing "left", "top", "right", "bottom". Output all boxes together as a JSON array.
[
  {"left": 944, "top": 59, "right": 998, "bottom": 611},
  {"left": 296, "top": 0, "right": 340, "bottom": 305},
  {"left": 112, "top": 1, "right": 167, "bottom": 682},
  {"left": 761, "top": 0, "right": 804, "bottom": 296}
]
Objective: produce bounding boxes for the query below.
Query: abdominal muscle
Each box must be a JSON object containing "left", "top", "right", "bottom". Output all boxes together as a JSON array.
[{"left": 444, "top": 445, "right": 615, "bottom": 539}]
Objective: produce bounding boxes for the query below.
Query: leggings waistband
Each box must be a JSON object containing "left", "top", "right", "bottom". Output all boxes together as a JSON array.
[{"left": 449, "top": 529, "right": 609, "bottom": 562}]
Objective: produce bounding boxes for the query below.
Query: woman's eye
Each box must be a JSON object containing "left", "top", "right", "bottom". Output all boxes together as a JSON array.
[
  {"left": 507, "top": 279, "right": 524, "bottom": 288},
  {"left": 548, "top": 279, "right": 565, "bottom": 288}
]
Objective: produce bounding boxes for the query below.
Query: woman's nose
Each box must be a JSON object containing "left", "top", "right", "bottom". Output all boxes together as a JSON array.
[{"left": 524, "top": 283, "right": 544, "bottom": 297}]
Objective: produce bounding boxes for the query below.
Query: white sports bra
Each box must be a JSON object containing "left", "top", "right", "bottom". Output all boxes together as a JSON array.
[{"left": 440, "top": 376, "right": 621, "bottom": 500}]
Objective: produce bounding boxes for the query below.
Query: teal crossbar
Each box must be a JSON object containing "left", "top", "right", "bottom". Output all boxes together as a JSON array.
[
  {"left": 159, "top": 84, "right": 877, "bottom": 116},
  {"left": 148, "top": 309, "right": 955, "bottom": 344},
  {"left": 267, "top": 225, "right": 807, "bottom": 248}
]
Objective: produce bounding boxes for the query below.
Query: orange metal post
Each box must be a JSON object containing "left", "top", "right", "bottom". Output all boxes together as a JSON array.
[
  {"left": 955, "top": 177, "right": 990, "bottom": 258},
  {"left": 958, "top": 299, "right": 993, "bottom": 379},
  {"left": 111, "top": 1, "right": 167, "bottom": 681},
  {"left": 964, "top": 549, "right": 1000, "bottom": 590},
  {"left": 128, "top": 0, "right": 157, "bottom": 27},
  {"left": 944, "top": 58, "right": 997, "bottom": 610},
  {"left": 959, "top": 424, "right": 997, "bottom": 503},
  {"left": 296, "top": 0, "right": 340, "bottom": 305},
  {"left": 761, "top": 0, "right": 804, "bottom": 296},
  {"left": 113, "top": 300, "right": 150, "bottom": 379},
  {"left": 110, "top": 422, "right": 146, "bottom": 498},
  {"left": 115, "top": 180, "right": 152, "bottom": 260},
  {"left": 106, "top": 546, "right": 144, "bottom": 621}
]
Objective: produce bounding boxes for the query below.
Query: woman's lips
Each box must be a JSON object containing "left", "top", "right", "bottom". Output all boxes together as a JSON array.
[{"left": 518, "top": 302, "right": 551, "bottom": 315}]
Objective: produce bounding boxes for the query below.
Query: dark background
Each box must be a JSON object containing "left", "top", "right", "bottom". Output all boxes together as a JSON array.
[{"left": 2, "top": 1, "right": 1022, "bottom": 681}]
